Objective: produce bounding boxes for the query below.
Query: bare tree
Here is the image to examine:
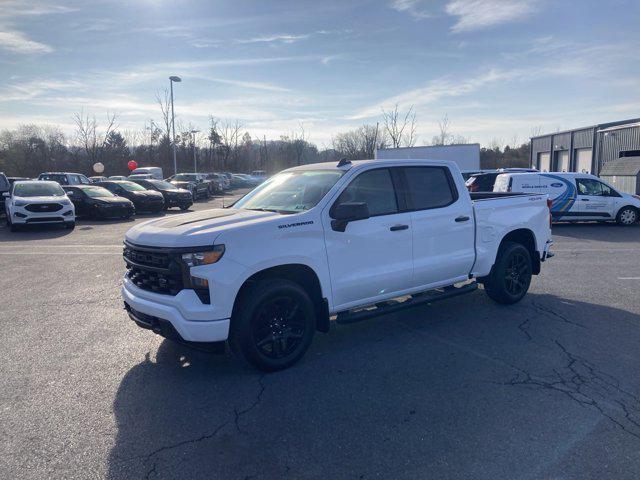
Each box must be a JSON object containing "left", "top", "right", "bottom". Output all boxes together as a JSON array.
[
  {"left": 73, "top": 110, "right": 118, "bottom": 165},
  {"left": 431, "top": 114, "right": 451, "bottom": 146},
  {"left": 529, "top": 125, "right": 543, "bottom": 138},
  {"left": 381, "top": 103, "right": 417, "bottom": 148},
  {"left": 333, "top": 124, "right": 388, "bottom": 160},
  {"left": 214, "top": 119, "right": 243, "bottom": 170},
  {"left": 155, "top": 88, "right": 172, "bottom": 139}
]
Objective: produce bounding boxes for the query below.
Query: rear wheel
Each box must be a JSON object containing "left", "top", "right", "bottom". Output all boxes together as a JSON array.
[
  {"left": 616, "top": 206, "right": 638, "bottom": 226},
  {"left": 230, "top": 279, "right": 316, "bottom": 371},
  {"left": 483, "top": 241, "right": 532, "bottom": 305}
]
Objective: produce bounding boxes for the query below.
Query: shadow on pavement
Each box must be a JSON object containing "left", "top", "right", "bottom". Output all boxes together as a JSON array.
[{"left": 107, "top": 292, "right": 640, "bottom": 479}]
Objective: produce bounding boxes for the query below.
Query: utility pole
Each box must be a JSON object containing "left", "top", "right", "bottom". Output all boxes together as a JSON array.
[
  {"left": 190, "top": 130, "right": 200, "bottom": 173},
  {"left": 169, "top": 76, "right": 181, "bottom": 175}
]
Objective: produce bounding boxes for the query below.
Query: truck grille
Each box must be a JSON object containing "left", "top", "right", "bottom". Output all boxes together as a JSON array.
[
  {"left": 25, "top": 203, "right": 63, "bottom": 212},
  {"left": 123, "top": 243, "right": 184, "bottom": 296}
]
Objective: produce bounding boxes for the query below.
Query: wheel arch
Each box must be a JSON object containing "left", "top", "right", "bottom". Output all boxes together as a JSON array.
[
  {"left": 497, "top": 228, "right": 540, "bottom": 275},
  {"left": 232, "top": 263, "right": 330, "bottom": 333}
]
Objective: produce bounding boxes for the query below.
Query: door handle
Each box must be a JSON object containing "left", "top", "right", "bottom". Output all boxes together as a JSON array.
[
  {"left": 389, "top": 224, "right": 409, "bottom": 231},
  {"left": 581, "top": 198, "right": 589, "bottom": 201},
  {"left": 455, "top": 215, "right": 470, "bottom": 222}
]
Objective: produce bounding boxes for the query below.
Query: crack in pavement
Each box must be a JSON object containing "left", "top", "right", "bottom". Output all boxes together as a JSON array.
[
  {"left": 529, "top": 301, "right": 586, "bottom": 329},
  {"left": 496, "top": 340, "right": 640, "bottom": 440},
  {"left": 139, "top": 374, "right": 267, "bottom": 479},
  {"left": 234, "top": 375, "right": 266, "bottom": 433}
]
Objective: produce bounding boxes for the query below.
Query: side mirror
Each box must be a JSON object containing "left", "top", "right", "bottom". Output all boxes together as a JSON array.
[
  {"left": 2, "top": 192, "right": 10, "bottom": 198},
  {"left": 65, "top": 190, "right": 74, "bottom": 196},
  {"left": 331, "top": 202, "right": 370, "bottom": 232}
]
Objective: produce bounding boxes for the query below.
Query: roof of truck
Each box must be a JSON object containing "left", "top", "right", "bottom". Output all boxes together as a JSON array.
[{"left": 286, "top": 158, "right": 456, "bottom": 172}]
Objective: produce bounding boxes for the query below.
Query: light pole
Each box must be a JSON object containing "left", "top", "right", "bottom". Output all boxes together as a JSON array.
[
  {"left": 169, "top": 75, "right": 181, "bottom": 175},
  {"left": 190, "top": 129, "right": 200, "bottom": 173}
]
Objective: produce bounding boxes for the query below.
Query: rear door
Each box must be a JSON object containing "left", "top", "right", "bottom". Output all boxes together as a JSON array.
[
  {"left": 575, "top": 177, "right": 615, "bottom": 219},
  {"left": 402, "top": 166, "right": 475, "bottom": 288},
  {"left": 323, "top": 167, "right": 414, "bottom": 309}
]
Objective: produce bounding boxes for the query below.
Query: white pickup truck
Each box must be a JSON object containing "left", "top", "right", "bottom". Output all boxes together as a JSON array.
[{"left": 122, "top": 159, "right": 553, "bottom": 371}]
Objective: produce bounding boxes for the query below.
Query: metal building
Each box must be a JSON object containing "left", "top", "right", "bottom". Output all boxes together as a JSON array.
[
  {"left": 530, "top": 118, "right": 640, "bottom": 176},
  {"left": 599, "top": 156, "right": 640, "bottom": 195}
]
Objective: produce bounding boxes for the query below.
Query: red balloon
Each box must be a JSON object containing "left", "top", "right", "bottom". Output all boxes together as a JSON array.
[{"left": 127, "top": 160, "right": 138, "bottom": 171}]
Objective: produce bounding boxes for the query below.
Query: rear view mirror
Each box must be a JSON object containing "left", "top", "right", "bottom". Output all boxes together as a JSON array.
[
  {"left": 2, "top": 192, "right": 9, "bottom": 198},
  {"left": 331, "top": 202, "right": 370, "bottom": 232}
]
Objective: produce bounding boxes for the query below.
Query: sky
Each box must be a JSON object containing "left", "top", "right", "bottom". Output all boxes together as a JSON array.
[{"left": 0, "top": 0, "right": 639, "bottom": 148}]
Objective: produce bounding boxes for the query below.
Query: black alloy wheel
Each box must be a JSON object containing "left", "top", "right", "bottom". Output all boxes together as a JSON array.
[{"left": 231, "top": 279, "right": 316, "bottom": 371}]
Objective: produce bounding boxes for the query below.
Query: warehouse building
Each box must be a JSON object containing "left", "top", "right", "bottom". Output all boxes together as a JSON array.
[{"left": 530, "top": 118, "right": 640, "bottom": 176}]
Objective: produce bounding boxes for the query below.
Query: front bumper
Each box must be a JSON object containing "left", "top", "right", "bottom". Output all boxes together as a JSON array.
[
  {"left": 11, "top": 205, "right": 74, "bottom": 224},
  {"left": 121, "top": 278, "right": 230, "bottom": 342}
]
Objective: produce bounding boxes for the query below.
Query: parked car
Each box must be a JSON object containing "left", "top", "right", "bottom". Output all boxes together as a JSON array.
[
  {"left": 0, "top": 172, "right": 9, "bottom": 213},
  {"left": 128, "top": 173, "right": 155, "bottom": 180},
  {"left": 109, "top": 176, "right": 128, "bottom": 181},
  {"left": 38, "top": 172, "right": 92, "bottom": 185},
  {"left": 4, "top": 180, "right": 75, "bottom": 231},
  {"left": 166, "top": 173, "right": 211, "bottom": 200},
  {"left": 95, "top": 180, "right": 164, "bottom": 212},
  {"left": 64, "top": 185, "right": 135, "bottom": 219},
  {"left": 7, "top": 177, "right": 30, "bottom": 186},
  {"left": 202, "top": 173, "right": 224, "bottom": 194},
  {"left": 129, "top": 179, "right": 193, "bottom": 210},
  {"left": 130, "top": 167, "right": 163, "bottom": 180},
  {"left": 465, "top": 168, "right": 538, "bottom": 192},
  {"left": 493, "top": 171, "right": 640, "bottom": 225},
  {"left": 122, "top": 159, "right": 553, "bottom": 371},
  {"left": 231, "top": 174, "right": 254, "bottom": 188},
  {"left": 89, "top": 176, "right": 108, "bottom": 183},
  {"left": 250, "top": 170, "right": 267, "bottom": 184}
]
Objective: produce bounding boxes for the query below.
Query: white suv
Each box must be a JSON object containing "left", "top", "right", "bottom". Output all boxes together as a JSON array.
[{"left": 4, "top": 180, "right": 75, "bottom": 232}]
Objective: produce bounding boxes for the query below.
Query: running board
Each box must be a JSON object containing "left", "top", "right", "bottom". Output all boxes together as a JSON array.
[{"left": 335, "top": 282, "right": 478, "bottom": 325}]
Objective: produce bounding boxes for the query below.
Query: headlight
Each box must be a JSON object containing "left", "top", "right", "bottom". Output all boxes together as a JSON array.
[
  {"left": 181, "top": 245, "right": 225, "bottom": 267},
  {"left": 13, "top": 200, "right": 27, "bottom": 207}
]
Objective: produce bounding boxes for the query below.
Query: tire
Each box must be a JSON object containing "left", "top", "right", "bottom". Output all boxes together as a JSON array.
[
  {"left": 179, "top": 205, "right": 190, "bottom": 211},
  {"left": 65, "top": 222, "right": 75, "bottom": 230},
  {"left": 616, "top": 206, "right": 638, "bottom": 226},
  {"left": 230, "top": 279, "right": 316, "bottom": 372},
  {"left": 483, "top": 241, "right": 532, "bottom": 305}
]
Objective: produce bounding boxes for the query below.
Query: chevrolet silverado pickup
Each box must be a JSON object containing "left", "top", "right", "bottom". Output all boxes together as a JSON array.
[{"left": 122, "top": 159, "right": 553, "bottom": 371}]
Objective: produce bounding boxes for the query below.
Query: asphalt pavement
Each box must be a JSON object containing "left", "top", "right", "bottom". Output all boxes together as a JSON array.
[{"left": 1, "top": 193, "right": 640, "bottom": 480}]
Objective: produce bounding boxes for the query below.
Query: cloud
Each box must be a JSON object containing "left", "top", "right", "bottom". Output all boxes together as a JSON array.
[
  {"left": 446, "top": 0, "right": 537, "bottom": 32},
  {"left": 349, "top": 64, "right": 582, "bottom": 120},
  {"left": 0, "top": 29, "right": 53, "bottom": 54},
  {"left": 237, "top": 33, "right": 311, "bottom": 44},
  {"left": 389, "top": 0, "right": 431, "bottom": 19},
  {"left": 0, "top": 1, "right": 77, "bottom": 18}
]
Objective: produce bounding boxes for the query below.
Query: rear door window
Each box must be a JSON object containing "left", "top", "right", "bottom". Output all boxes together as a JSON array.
[{"left": 402, "top": 167, "right": 457, "bottom": 210}]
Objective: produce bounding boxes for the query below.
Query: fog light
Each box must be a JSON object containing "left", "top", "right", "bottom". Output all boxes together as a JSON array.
[
  {"left": 63, "top": 210, "right": 74, "bottom": 216},
  {"left": 14, "top": 212, "right": 27, "bottom": 218}
]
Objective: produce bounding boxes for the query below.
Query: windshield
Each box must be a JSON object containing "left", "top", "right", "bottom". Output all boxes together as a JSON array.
[
  {"left": 149, "top": 180, "right": 176, "bottom": 190},
  {"left": 173, "top": 174, "right": 198, "bottom": 181},
  {"left": 82, "top": 187, "right": 115, "bottom": 198},
  {"left": 39, "top": 173, "right": 67, "bottom": 184},
  {"left": 118, "top": 181, "right": 147, "bottom": 191},
  {"left": 14, "top": 182, "right": 65, "bottom": 197},
  {"left": 233, "top": 170, "right": 343, "bottom": 213}
]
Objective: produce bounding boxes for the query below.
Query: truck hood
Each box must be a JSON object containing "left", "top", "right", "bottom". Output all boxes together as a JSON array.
[{"left": 124, "top": 208, "right": 281, "bottom": 248}]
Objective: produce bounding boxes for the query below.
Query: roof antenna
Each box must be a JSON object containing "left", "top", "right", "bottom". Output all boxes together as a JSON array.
[{"left": 337, "top": 158, "right": 351, "bottom": 167}]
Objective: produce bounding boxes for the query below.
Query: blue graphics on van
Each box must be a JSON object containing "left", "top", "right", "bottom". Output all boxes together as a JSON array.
[{"left": 540, "top": 174, "right": 576, "bottom": 217}]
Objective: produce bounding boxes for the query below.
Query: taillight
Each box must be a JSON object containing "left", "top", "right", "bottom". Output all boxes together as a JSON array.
[{"left": 547, "top": 199, "right": 553, "bottom": 228}]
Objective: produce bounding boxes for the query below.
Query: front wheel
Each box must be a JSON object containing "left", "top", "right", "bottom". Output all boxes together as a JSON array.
[
  {"left": 482, "top": 241, "right": 532, "bottom": 305},
  {"left": 64, "top": 222, "right": 75, "bottom": 230},
  {"left": 230, "top": 279, "right": 316, "bottom": 372},
  {"left": 616, "top": 206, "right": 638, "bottom": 226}
]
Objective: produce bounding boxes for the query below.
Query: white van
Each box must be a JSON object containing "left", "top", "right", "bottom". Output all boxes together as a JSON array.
[
  {"left": 494, "top": 172, "right": 640, "bottom": 225},
  {"left": 130, "top": 167, "right": 163, "bottom": 180}
]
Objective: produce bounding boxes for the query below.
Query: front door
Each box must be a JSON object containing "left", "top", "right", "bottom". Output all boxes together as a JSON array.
[
  {"left": 323, "top": 167, "right": 413, "bottom": 310},
  {"left": 575, "top": 177, "right": 615, "bottom": 219}
]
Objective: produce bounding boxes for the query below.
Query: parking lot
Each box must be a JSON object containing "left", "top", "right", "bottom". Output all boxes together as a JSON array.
[{"left": 1, "top": 193, "right": 639, "bottom": 479}]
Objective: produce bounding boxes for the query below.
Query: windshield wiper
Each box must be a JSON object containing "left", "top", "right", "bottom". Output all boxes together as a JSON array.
[{"left": 245, "top": 208, "right": 297, "bottom": 215}]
